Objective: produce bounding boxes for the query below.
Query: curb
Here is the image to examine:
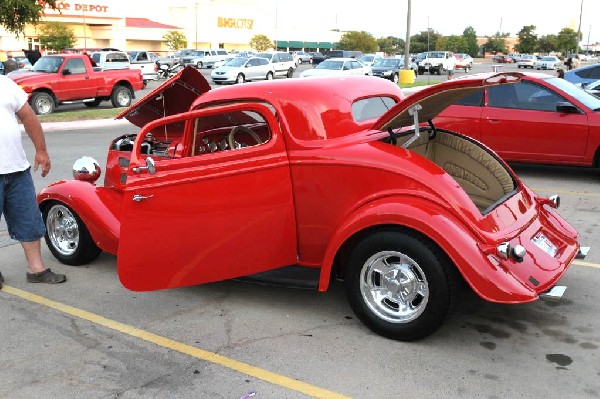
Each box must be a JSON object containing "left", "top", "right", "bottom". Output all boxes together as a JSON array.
[{"left": 39, "top": 118, "right": 129, "bottom": 132}]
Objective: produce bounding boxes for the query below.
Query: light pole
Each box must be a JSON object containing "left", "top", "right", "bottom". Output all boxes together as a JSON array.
[{"left": 195, "top": 2, "right": 198, "bottom": 50}]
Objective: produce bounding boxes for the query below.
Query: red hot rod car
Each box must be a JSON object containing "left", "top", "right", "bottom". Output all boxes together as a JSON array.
[{"left": 37, "top": 68, "right": 588, "bottom": 341}]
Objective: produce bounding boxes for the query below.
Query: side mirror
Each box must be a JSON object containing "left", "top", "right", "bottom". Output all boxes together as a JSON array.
[
  {"left": 62, "top": 69, "right": 71, "bottom": 75},
  {"left": 556, "top": 102, "right": 581, "bottom": 114},
  {"left": 132, "top": 157, "right": 156, "bottom": 174}
]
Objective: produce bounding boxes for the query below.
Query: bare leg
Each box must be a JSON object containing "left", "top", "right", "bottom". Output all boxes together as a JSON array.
[{"left": 21, "top": 240, "right": 46, "bottom": 274}]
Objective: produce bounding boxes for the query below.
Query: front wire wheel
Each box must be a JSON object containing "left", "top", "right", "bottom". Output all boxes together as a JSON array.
[
  {"left": 344, "top": 230, "right": 457, "bottom": 341},
  {"left": 43, "top": 202, "right": 101, "bottom": 266}
]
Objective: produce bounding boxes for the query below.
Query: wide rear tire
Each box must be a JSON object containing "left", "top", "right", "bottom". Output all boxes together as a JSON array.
[{"left": 344, "top": 230, "right": 457, "bottom": 341}]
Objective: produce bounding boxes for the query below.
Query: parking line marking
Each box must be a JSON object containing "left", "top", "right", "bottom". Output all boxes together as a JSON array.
[
  {"left": 1, "top": 285, "right": 350, "bottom": 399},
  {"left": 573, "top": 260, "right": 600, "bottom": 269},
  {"left": 531, "top": 188, "right": 600, "bottom": 198}
]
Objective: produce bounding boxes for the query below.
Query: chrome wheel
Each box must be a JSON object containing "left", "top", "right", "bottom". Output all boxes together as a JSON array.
[
  {"left": 46, "top": 204, "right": 79, "bottom": 257},
  {"left": 360, "top": 251, "right": 429, "bottom": 323}
]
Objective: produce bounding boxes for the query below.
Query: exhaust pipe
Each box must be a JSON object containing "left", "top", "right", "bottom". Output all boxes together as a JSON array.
[
  {"left": 576, "top": 246, "right": 590, "bottom": 260},
  {"left": 540, "top": 285, "right": 567, "bottom": 302}
]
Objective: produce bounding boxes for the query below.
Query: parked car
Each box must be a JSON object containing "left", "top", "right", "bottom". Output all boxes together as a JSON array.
[
  {"left": 564, "top": 63, "right": 600, "bottom": 85},
  {"left": 90, "top": 50, "right": 130, "bottom": 70},
  {"left": 454, "top": 53, "right": 474, "bottom": 72},
  {"left": 36, "top": 68, "right": 584, "bottom": 341},
  {"left": 516, "top": 54, "right": 536, "bottom": 69},
  {"left": 309, "top": 52, "right": 325, "bottom": 65},
  {"left": 299, "top": 58, "right": 371, "bottom": 77},
  {"left": 371, "top": 57, "right": 416, "bottom": 83},
  {"left": 212, "top": 55, "right": 236, "bottom": 69},
  {"left": 292, "top": 51, "right": 312, "bottom": 64},
  {"left": 181, "top": 49, "right": 229, "bottom": 69},
  {"left": 9, "top": 54, "right": 144, "bottom": 115},
  {"left": 210, "top": 56, "right": 274, "bottom": 84},
  {"left": 254, "top": 51, "right": 296, "bottom": 78},
  {"left": 358, "top": 54, "right": 381, "bottom": 67},
  {"left": 416, "top": 51, "right": 455, "bottom": 75},
  {"left": 325, "top": 50, "right": 363, "bottom": 59},
  {"left": 535, "top": 56, "right": 562, "bottom": 70},
  {"left": 435, "top": 72, "right": 600, "bottom": 167},
  {"left": 492, "top": 55, "right": 513, "bottom": 63},
  {"left": 579, "top": 79, "right": 600, "bottom": 98}
]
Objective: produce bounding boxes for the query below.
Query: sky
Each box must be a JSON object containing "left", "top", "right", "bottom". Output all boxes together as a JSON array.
[{"left": 269, "top": 0, "right": 599, "bottom": 44}]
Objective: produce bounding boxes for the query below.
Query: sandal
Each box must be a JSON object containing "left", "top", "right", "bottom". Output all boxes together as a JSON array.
[{"left": 26, "top": 269, "right": 67, "bottom": 284}]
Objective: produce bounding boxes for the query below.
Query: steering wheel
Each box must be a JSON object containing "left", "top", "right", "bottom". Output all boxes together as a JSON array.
[{"left": 228, "top": 125, "right": 263, "bottom": 149}]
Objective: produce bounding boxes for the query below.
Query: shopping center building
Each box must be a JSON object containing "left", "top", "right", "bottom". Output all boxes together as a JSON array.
[{"left": 0, "top": 0, "right": 341, "bottom": 55}]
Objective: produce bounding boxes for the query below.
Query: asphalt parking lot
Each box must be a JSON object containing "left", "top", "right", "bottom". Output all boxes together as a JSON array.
[{"left": 1, "top": 59, "right": 599, "bottom": 398}]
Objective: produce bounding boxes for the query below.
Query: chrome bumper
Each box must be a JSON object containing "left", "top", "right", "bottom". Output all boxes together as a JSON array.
[{"left": 540, "top": 285, "right": 567, "bottom": 302}]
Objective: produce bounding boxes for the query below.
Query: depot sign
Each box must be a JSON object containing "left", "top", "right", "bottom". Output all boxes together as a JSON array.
[
  {"left": 40, "top": 1, "right": 110, "bottom": 14},
  {"left": 217, "top": 17, "right": 254, "bottom": 29}
]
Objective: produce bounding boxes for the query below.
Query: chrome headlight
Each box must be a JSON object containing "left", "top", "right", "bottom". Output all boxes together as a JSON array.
[{"left": 73, "top": 156, "right": 101, "bottom": 183}]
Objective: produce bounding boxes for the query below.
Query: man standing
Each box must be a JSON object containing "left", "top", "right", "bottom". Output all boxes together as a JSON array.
[
  {"left": 447, "top": 53, "right": 456, "bottom": 80},
  {"left": 3, "top": 53, "right": 18, "bottom": 74},
  {"left": 0, "top": 75, "right": 66, "bottom": 289}
]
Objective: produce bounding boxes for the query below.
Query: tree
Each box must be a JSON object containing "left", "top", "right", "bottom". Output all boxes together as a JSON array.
[
  {"left": 537, "top": 34, "right": 558, "bottom": 54},
  {"left": 163, "top": 31, "right": 187, "bottom": 51},
  {"left": 409, "top": 30, "right": 442, "bottom": 53},
  {"left": 556, "top": 27, "right": 580, "bottom": 54},
  {"left": 377, "top": 36, "right": 404, "bottom": 55},
  {"left": 249, "top": 34, "right": 273, "bottom": 52},
  {"left": 462, "top": 27, "right": 479, "bottom": 57},
  {"left": 484, "top": 32, "right": 509, "bottom": 54},
  {"left": 38, "top": 22, "right": 75, "bottom": 51},
  {"left": 337, "top": 31, "right": 378, "bottom": 53},
  {"left": 0, "top": 0, "right": 57, "bottom": 35},
  {"left": 515, "top": 25, "right": 538, "bottom": 54},
  {"left": 443, "top": 35, "right": 466, "bottom": 53}
]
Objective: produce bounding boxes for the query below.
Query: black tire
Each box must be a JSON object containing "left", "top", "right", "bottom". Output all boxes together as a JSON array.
[
  {"left": 236, "top": 73, "right": 245, "bottom": 84},
  {"left": 286, "top": 67, "right": 294, "bottom": 78},
  {"left": 30, "top": 92, "right": 55, "bottom": 115},
  {"left": 110, "top": 85, "right": 132, "bottom": 108},
  {"left": 344, "top": 229, "right": 457, "bottom": 341},
  {"left": 197, "top": 61, "right": 203, "bottom": 69},
  {"left": 418, "top": 68, "right": 425, "bottom": 75},
  {"left": 392, "top": 73, "right": 399, "bottom": 84},
  {"left": 84, "top": 99, "right": 102, "bottom": 107},
  {"left": 42, "top": 202, "right": 101, "bottom": 266},
  {"left": 266, "top": 71, "right": 274, "bottom": 80}
]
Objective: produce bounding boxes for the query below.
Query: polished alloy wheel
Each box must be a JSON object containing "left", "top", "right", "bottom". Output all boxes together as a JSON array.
[
  {"left": 360, "top": 250, "right": 429, "bottom": 323},
  {"left": 46, "top": 204, "right": 79, "bottom": 257}
]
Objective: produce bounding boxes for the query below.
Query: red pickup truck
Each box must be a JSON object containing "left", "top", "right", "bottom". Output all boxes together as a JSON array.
[{"left": 9, "top": 54, "right": 144, "bottom": 115}]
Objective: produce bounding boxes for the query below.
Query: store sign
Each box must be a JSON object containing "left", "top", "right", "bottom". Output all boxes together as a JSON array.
[
  {"left": 217, "top": 17, "right": 254, "bottom": 29},
  {"left": 40, "top": 1, "right": 110, "bottom": 14}
]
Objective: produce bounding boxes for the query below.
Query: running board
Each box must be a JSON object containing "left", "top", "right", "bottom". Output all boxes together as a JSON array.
[
  {"left": 540, "top": 285, "right": 567, "bottom": 302},
  {"left": 576, "top": 246, "right": 590, "bottom": 259},
  {"left": 234, "top": 265, "right": 320, "bottom": 290},
  {"left": 62, "top": 98, "right": 97, "bottom": 104}
]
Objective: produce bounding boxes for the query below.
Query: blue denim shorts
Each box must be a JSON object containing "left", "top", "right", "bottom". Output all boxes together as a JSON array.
[{"left": 0, "top": 167, "right": 46, "bottom": 242}]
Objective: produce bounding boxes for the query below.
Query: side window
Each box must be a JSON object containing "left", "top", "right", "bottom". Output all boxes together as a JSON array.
[
  {"left": 191, "top": 110, "right": 272, "bottom": 156},
  {"left": 273, "top": 54, "right": 280, "bottom": 62},
  {"left": 248, "top": 58, "right": 258, "bottom": 67},
  {"left": 352, "top": 96, "right": 397, "bottom": 122},
  {"left": 455, "top": 89, "right": 484, "bottom": 106},
  {"left": 64, "top": 58, "right": 86, "bottom": 74},
  {"left": 259, "top": 58, "right": 268, "bottom": 66},
  {"left": 488, "top": 85, "right": 519, "bottom": 109},
  {"left": 137, "top": 52, "right": 148, "bottom": 61},
  {"left": 514, "top": 81, "right": 566, "bottom": 112}
]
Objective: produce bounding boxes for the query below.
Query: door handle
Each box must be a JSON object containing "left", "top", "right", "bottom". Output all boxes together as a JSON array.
[{"left": 132, "top": 194, "right": 154, "bottom": 202}]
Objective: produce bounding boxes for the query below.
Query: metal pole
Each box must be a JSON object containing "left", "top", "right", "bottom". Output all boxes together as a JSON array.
[
  {"left": 195, "top": 2, "right": 198, "bottom": 49},
  {"left": 404, "top": 0, "right": 411, "bottom": 70}
]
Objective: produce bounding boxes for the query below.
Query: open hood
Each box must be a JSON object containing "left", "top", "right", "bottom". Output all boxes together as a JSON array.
[
  {"left": 372, "top": 72, "right": 523, "bottom": 132},
  {"left": 116, "top": 66, "right": 211, "bottom": 128}
]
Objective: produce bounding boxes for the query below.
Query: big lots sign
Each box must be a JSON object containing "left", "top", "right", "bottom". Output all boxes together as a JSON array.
[{"left": 40, "top": 1, "right": 110, "bottom": 14}]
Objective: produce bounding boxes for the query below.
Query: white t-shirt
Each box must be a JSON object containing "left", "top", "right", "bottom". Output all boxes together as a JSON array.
[{"left": 0, "top": 75, "right": 30, "bottom": 174}]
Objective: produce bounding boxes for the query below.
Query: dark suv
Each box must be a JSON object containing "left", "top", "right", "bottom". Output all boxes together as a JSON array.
[{"left": 371, "top": 58, "right": 417, "bottom": 83}]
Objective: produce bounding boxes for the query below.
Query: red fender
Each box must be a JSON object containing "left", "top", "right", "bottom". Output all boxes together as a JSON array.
[
  {"left": 317, "top": 196, "right": 540, "bottom": 303},
  {"left": 37, "top": 180, "right": 123, "bottom": 254}
]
